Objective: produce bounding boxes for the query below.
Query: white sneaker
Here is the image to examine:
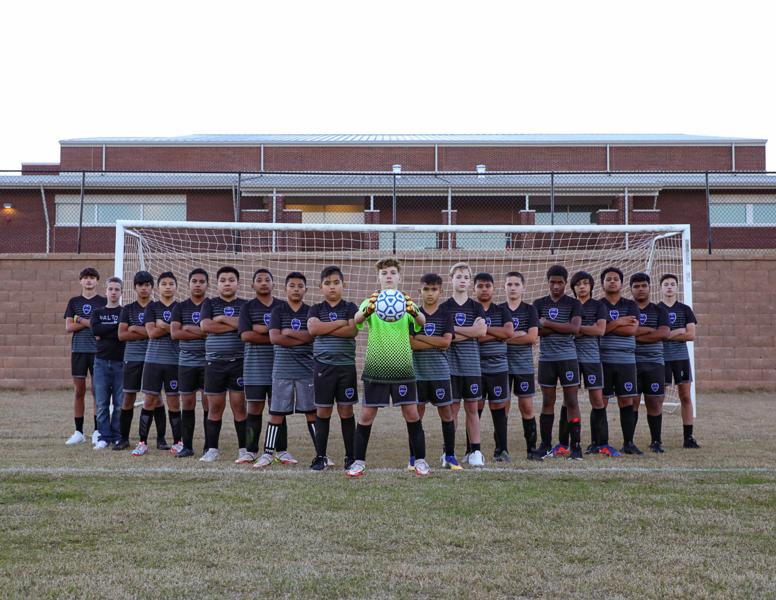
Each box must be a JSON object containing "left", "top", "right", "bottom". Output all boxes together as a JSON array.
[
  {"left": 468, "top": 450, "right": 485, "bottom": 467},
  {"left": 91, "top": 430, "right": 100, "bottom": 445},
  {"left": 346, "top": 459, "right": 366, "bottom": 477},
  {"left": 275, "top": 450, "right": 298, "bottom": 465},
  {"left": 253, "top": 452, "right": 274, "bottom": 468},
  {"left": 414, "top": 459, "right": 431, "bottom": 477},
  {"left": 93, "top": 440, "right": 108, "bottom": 450},
  {"left": 131, "top": 442, "right": 149, "bottom": 456},
  {"left": 170, "top": 442, "right": 184, "bottom": 456},
  {"left": 199, "top": 448, "right": 220, "bottom": 462},
  {"left": 325, "top": 456, "right": 335, "bottom": 467},
  {"left": 65, "top": 431, "right": 86, "bottom": 445},
  {"left": 462, "top": 452, "right": 470, "bottom": 464},
  {"left": 234, "top": 449, "right": 256, "bottom": 464}
]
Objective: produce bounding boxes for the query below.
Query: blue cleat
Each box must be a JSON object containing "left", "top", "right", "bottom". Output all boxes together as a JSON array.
[{"left": 598, "top": 444, "right": 622, "bottom": 457}]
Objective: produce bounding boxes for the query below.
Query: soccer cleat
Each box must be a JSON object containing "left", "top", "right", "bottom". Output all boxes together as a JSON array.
[
  {"left": 468, "top": 450, "right": 485, "bottom": 467},
  {"left": 275, "top": 450, "right": 298, "bottom": 465},
  {"left": 621, "top": 442, "right": 644, "bottom": 456},
  {"left": 91, "top": 430, "right": 100, "bottom": 446},
  {"left": 65, "top": 431, "right": 86, "bottom": 446},
  {"left": 414, "top": 459, "right": 431, "bottom": 477},
  {"left": 325, "top": 456, "right": 335, "bottom": 468},
  {"left": 156, "top": 438, "right": 171, "bottom": 451},
  {"left": 234, "top": 449, "right": 256, "bottom": 464},
  {"left": 568, "top": 448, "right": 584, "bottom": 461},
  {"left": 462, "top": 452, "right": 470, "bottom": 464},
  {"left": 597, "top": 444, "right": 622, "bottom": 458},
  {"left": 343, "top": 456, "right": 355, "bottom": 470},
  {"left": 551, "top": 444, "right": 571, "bottom": 458},
  {"left": 131, "top": 442, "right": 149, "bottom": 456},
  {"left": 170, "top": 442, "right": 184, "bottom": 455},
  {"left": 112, "top": 439, "right": 130, "bottom": 451},
  {"left": 649, "top": 441, "right": 665, "bottom": 453},
  {"left": 406, "top": 456, "right": 416, "bottom": 471},
  {"left": 493, "top": 450, "right": 511, "bottom": 463},
  {"left": 345, "top": 459, "right": 366, "bottom": 477},
  {"left": 93, "top": 440, "right": 108, "bottom": 450},
  {"left": 310, "top": 456, "right": 328, "bottom": 471},
  {"left": 254, "top": 452, "right": 274, "bottom": 468},
  {"left": 199, "top": 448, "right": 220, "bottom": 462},
  {"left": 527, "top": 448, "right": 545, "bottom": 461},
  {"left": 442, "top": 455, "right": 463, "bottom": 471},
  {"left": 175, "top": 447, "right": 194, "bottom": 458},
  {"left": 535, "top": 444, "right": 553, "bottom": 459},
  {"left": 683, "top": 436, "right": 701, "bottom": 449},
  {"left": 584, "top": 444, "right": 599, "bottom": 455}
]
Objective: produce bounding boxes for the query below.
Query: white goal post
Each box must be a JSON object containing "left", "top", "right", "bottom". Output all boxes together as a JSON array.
[{"left": 115, "top": 221, "right": 695, "bottom": 415}]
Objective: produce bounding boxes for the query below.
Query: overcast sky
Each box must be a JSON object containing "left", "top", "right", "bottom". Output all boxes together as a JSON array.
[{"left": 2, "top": 0, "right": 773, "bottom": 170}]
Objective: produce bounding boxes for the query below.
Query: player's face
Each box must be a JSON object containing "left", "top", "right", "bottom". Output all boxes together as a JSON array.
[
  {"left": 218, "top": 273, "right": 238, "bottom": 298},
  {"left": 474, "top": 280, "right": 494, "bottom": 303},
  {"left": 631, "top": 280, "right": 650, "bottom": 302},
  {"left": 189, "top": 274, "right": 208, "bottom": 299},
  {"left": 378, "top": 267, "right": 400, "bottom": 290},
  {"left": 420, "top": 283, "right": 441, "bottom": 306},
  {"left": 106, "top": 282, "right": 122, "bottom": 304},
  {"left": 450, "top": 269, "right": 471, "bottom": 293},
  {"left": 573, "top": 279, "right": 591, "bottom": 300},
  {"left": 321, "top": 276, "right": 343, "bottom": 302},
  {"left": 505, "top": 276, "right": 524, "bottom": 301},
  {"left": 661, "top": 277, "right": 677, "bottom": 299},
  {"left": 135, "top": 282, "right": 152, "bottom": 301},
  {"left": 285, "top": 278, "right": 306, "bottom": 302},
  {"left": 252, "top": 273, "right": 273, "bottom": 297},
  {"left": 158, "top": 277, "right": 177, "bottom": 300},
  {"left": 603, "top": 272, "right": 622, "bottom": 293},
  {"left": 548, "top": 276, "right": 566, "bottom": 298},
  {"left": 80, "top": 275, "right": 98, "bottom": 293}
]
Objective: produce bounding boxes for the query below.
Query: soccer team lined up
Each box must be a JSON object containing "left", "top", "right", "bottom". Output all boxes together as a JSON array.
[{"left": 64, "top": 257, "right": 698, "bottom": 477}]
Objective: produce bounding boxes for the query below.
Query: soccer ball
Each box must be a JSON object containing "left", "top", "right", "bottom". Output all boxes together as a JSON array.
[{"left": 375, "top": 289, "right": 406, "bottom": 322}]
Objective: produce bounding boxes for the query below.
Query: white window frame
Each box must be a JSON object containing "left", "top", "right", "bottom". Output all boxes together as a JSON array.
[
  {"left": 54, "top": 194, "right": 187, "bottom": 227},
  {"left": 709, "top": 201, "right": 776, "bottom": 227}
]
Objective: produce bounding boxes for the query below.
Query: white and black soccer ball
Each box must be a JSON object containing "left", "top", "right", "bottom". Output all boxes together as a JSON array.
[{"left": 375, "top": 289, "right": 406, "bottom": 322}]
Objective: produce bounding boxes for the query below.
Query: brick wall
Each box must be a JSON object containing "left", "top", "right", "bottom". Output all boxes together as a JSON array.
[{"left": 1, "top": 253, "right": 773, "bottom": 392}]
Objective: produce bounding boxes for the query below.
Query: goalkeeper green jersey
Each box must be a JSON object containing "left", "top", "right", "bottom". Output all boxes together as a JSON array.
[{"left": 357, "top": 296, "right": 421, "bottom": 383}]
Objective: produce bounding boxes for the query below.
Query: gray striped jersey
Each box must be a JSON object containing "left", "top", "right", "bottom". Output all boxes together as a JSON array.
[
  {"left": 443, "top": 297, "right": 486, "bottom": 377},
  {"left": 202, "top": 297, "right": 246, "bottom": 362},
  {"left": 636, "top": 302, "right": 669, "bottom": 364},
  {"left": 479, "top": 302, "right": 512, "bottom": 374},
  {"left": 599, "top": 297, "right": 640, "bottom": 364},
  {"left": 533, "top": 295, "right": 582, "bottom": 362},
  {"left": 503, "top": 301, "right": 539, "bottom": 375},
  {"left": 308, "top": 300, "right": 358, "bottom": 366},
  {"left": 412, "top": 304, "right": 454, "bottom": 381},
  {"left": 658, "top": 301, "right": 697, "bottom": 361},
  {"left": 119, "top": 301, "right": 150, "bottom": 362},
  {"left": 238, "top": 297, "right": 281, "bottom": 386},
  {"left": 64, "top": 295, "right": 107, "bottom": 353},
  {"left": 575, "top": 298, "right": 607, "bottom": 364},
  {"left": 269, "top": 301, "right": 313, "bottom": 380},
  {"left": 171, "top": 299, "right": 207, "bottom": 368},
  {"left": 143, "top": 301, "right": 180, "bottom": 365}
]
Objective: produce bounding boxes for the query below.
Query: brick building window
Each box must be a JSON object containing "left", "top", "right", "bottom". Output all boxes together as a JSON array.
[
  {"left": 285, "top": 202, "right": 365, "bottom": 224},
  {"left": 710, "top": 203, "right": 776, "bottom": 226},
  {"left": 55, "top": 194, "right": 186, "bottom": 226}
]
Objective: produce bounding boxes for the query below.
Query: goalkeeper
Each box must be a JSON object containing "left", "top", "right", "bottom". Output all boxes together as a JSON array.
[{"left": 346, "top": 258, "right": 428, "bottom": 477}]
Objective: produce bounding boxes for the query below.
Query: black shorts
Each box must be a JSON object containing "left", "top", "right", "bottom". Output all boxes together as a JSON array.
[
  {"left": 205, "top": 359, "right": 245, "bottom": 394},
  {"left": 538, "top": 360, "right": 580, "bottom": 388},
  {"left": 482, "top": 372, "right": 510, "bottom": 402},
  {"left": 602, "top": 362, "right": 638, "bottom": 398},
  {"left": 665, "top": 359, "right": 693, "bottom": 385},
  {"left": 71, "top": 352, "right": 95, "bottom": 379},
  {"left": 141, "top": 362, "right": 180, "bottom": 396},
  {"left": 313, "top": 361, "right": 358, "bottom": 407},
  {"left": 245, "top": 385, "right": 272, "bottom": 402},
  {"left": 638, "top": 363, "right": 666, "bottom": 396},
  {"left": 579, "top": 362, "right": 604, "bottom": 390},
  {"left": 510, "top": 373, "right": 535, "bottom": 397},
  {"left": 417, "top": 380, "right": 454, "bottom": 406},
  {"left": 178, "top": 365, "right": 205, "bottom": 394},
  {"left": 363, "top": 380, "right": 417, "bottom": 407},
  {"left": 123, "top": 361, "right": 144, "bottom": 393},
  {"left": 451, "top": 375, "right": 482, "bottom": 401}
]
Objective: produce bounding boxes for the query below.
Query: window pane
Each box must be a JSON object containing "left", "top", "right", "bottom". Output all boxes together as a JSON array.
[
  {"left": 456, "top": 233, "right": 507, "bottom": 250},
  {"left": 709, "top": 204, "right": 746, "bottom": 224},
  {"left": 379, "top": 232, "right": 438, "bottom": 251},
  {"left": 55, "top": 204, "right": 96, "bottom": 225},
  {"left": 143, "top": 203, "right": 186, "bottom": 221},
  {"left": 752, "top": 204, "right": 776, "bottom": 224},
  {"left": 96, "top": 204, "right": 142, "bottom": 224}
]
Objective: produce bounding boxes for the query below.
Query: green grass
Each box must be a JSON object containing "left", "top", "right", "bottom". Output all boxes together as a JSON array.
[{"left": 1, "top": 392, "right": 775, "bottom": 598}]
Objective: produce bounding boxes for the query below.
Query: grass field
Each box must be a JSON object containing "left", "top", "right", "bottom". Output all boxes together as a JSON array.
[{"left": 1, "top": 391, "right": 775, "bottom": 599}]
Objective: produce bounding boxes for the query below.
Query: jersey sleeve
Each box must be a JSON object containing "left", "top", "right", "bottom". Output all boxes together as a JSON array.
[
  {"left": 64, "top": 298, "right": 76, "bottom": 320},
  {"left": 532, "top": 298, "right": 544, "bottom": 317},
  {"left": 307, "top": 302, "right": 321, "bottom": 321},
  {"left": 499, "top": 305, "right": 513, "bottom": 328},
  {"left": 527, "top": 304, "right": 540, "bottom": 328},
  {"left": 685, "top": 305, "right": 698, "bottom": 325},
  {"left": 268, "top": 304, "right": 283, "bottom": 330},
  {"left": 356, "top": 298, "right": 370, "bottom": 330},
  {"left": 119, "top": 305, "right": 130, "bottom": 325},
  {"left": 595, "top": 301, "right": 607, "bottom": 321},
  {"left": 201, "top": 298, "right": 213, "bottom": 320},
  {"left": 628, "top": 300, "right": 641, "bottom": 318},
  {"left": 475, "top": 303, "right": 487, "bottom": 319},
  {"left": 237, "top": 304, "right": 251, "bottom": 335},
  {"left": 345, "top": 302, "right": 358, "bottom": 320},
  {"left": 444, "top": 308, "right": 456, "bottom": 335},
  {"left": 143, "top": 303, "right": 155, "bottom": 325},
  {"left": 171, "top": 303, "right": 183, "bottom": 324},
  {"left": 657, "top": 304, "right": 670, "bottom": 328},
  {"left": 570, "top": 299, "right": 583, "bottom": 319}
]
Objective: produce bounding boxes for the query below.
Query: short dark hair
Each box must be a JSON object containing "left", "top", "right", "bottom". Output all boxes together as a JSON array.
[
  {"left": 660, "top": 273, "right": 679, "bottom": 285},
  {"left": 320, "top": 266, "right": 344, "bottom": 282},
  {"left": 253, "top": 268, "right": 273, "bottom": 281},
  {"left": 474, "top": 272, "right": 494, "bottom": 285},
  {"left": 546, "top": 265, "right": 568, "bottom": 281},
  {"left": 79, "top": 267, "right": 99, "bottom": 280},
  {"left": 157, "top": 271, "right": 177, "bottom": 285},
  {"left": 216, "top": 266, "right": 240, "bottom": 281},
  {"left": 600, "top": 266, "right": 624, "bottom": 284},
  {"left": 285, "top": 271, "right": 307, "bottom": 286},
  {"left": 570, "top": 271, "right": 594, "bottom": 297},
  {"left": 188, "top": 268, "right": 209, "bottom": 282},
  {"left": 420, "top": 273, "right": 443, "bottom": 287},
  {"left": 629, "top": 272, "right": 651, "bottom": 286},
  {"left": 133, "top": 270, "right": 154, "bottom": 287},
  {"left": 505, "top": 271, "right": 525, "bottom": 284},
  {"left": 107, "top": 276, "right": 122, "bottom": 286}
]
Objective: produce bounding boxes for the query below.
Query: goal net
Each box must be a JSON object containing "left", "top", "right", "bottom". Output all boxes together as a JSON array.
[{"left": 115, "top": 221, "right": 695, "bottom": 413}]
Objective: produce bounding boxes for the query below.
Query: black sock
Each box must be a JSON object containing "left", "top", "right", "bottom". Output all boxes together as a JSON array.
[
  {"left": 589, "top": 410, "right": 598, "bottom": 447},
  {"left": 306, "top": 420, "right": 317, "bottom": 448},
  {"left": 315, "top": 416, "right": 331, "bottom": 457},
  {"left": 491, "top": 408, "right": 508, "bottom": 454},
  {"left": 153, "top": 406, "right": 167, "bottom": 441},
  {"left": 206, "top": 418, "right": 222, "bottom": 450},
  {"left": 119, "top": 407, "right": 134, "bottom": 441},
  {"left": 539, "top": 413, "right": 554, "bottom": 448},
  {"left": 277, "top": 417, "right": 288, "bottom": 452},
  {"left": 465, "top": 429, "right": 471, "bottom": 456},
  {"left": 75, "top": 416, "right": 84, "bottom": 434},
  {"left": 407, "top": 420, "right": 426, "bottom": 461},
  {"left": 138, "top": 408, "right": 153, "bottom": 443},
  {"left": 648, "top": 414, "right": 662, "bottom": 444},
  {"left": 522, "top": 417, "right": 537, "bottom": 452},
  {"left": 264, "top": 422, "right": 279, "bottom": 453},
  {"left": 408, "top": 421, "right": 415, "bottom": 458},
  {"left": 181, "top": 409, "right": 195, "bottom": 450},
  {"left": 202, "top": 409, "right": 209, "bottom": 450},
  {"left": 93, "top": 415, "right": 98, "bottom": 431},
  {"left": 246, "top": 413, "right": 262, "bottom": 454},
  {"left": 441, "top": 420, "right": 456, "bottom": 456},
  {"left": 341, "top": 416, "right": 355, "bottom": 459},
  {"left": 619, "top": 406, "right": 634, "bottom": 445},
  {"left": 569, "top": 417, "right": 581, "bottom": 451},
  {"left": 633, "top": 410, "right": 640, "bottom": 430},
  {"left": 169, "top": 410, "right": 182, "bottom": 444},
  {"left": 471, "top": 442, "right": 481, "bottom": 453},
  {"left": 234, "top": 419, "right": 246, "bottom": 449},
  {"left": 559, "top": 406, "right": 569, "bottom": 446},
  {"left": 354, "top": 423, "right": 372, "bottom": 461},
  {"left": 593, "top": 407, "right": 608, "bottom": 446},
  {"left": 683, "top": 424, "right": 694, "bottom": 441}
]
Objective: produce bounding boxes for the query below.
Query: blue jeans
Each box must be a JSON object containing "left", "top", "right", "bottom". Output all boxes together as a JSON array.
[{"left": 93, "top": 357, "right": 124, "bottom": 443}]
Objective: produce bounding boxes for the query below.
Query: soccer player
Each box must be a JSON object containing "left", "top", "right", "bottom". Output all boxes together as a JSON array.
[
  {"left": 307, "top": 266, "right": 359, "bottom": 471},
  {"left": 115, "top": 270, "right": 154, "bottom": 450},
  {"left": 409, "top": 273, "right": 461, "bottom": 470},
  {"left": 443, "top": 262, "right": 487, "bottom": 467},
  {"left": 599, "top": 266, "right": 642, "bottom": 455},
  {"left": 570, "top": 271, "right": 620, "bottom": 457},
  {"left": 659, "top": 273, "right": 700, "bottom": 448},
  {"left": 630, "top": 273, "right": 670, "bottom": 453},
  {"left": 64, "top": 267, "right": 106, "bottom": 445},
  {"left": 170, "top": 268, "right": 209, "bottom": 458},
  {"left": 90, "top": 277, "right": 125, "bottom": 449},
  {"left": 503, "top": 271, "right": 540, "bottom": 460},
  {"left": 132, "top": 272, "right": 180, "bottom": 456},
  {"left": 474, "top": 272, "right": 514, "bottom": 462},
  {"left": 533, "top": 266, "right": 583, "bottom": 460},
  {"left": 255, "top": 272, "right": 316, "bottom": 468},
  {"left": 346, "top": 258, "right": 428, "bottom": 478},
  {"left": 199, "top": 266, "right": 247, "bottom": 462}
]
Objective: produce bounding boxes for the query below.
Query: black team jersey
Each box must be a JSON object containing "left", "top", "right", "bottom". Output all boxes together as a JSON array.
[
  {"left": 238, "top": 297, "right": 281, "bottom": 386},
  {"left": 171, "top": 299, "right": 207, "bottom": 368},
  {"left": 90, "top": 305, "right": 124, "bottom": 362},
  {"left": 533, "top": 295, "right": 582, "bottom": 362},
  {"left": 202, "top": 296, "right": 246, "bottom": 362},
  {"left": 443, "top": 297, "right": 486, "bottom": 377},
  {"left": 269, "top": 301, "right": 314, "bottom": 380},
  {"left": 143, "top": 301, "right": 179, "bottom": 365},
  {"left": 412, "top": 304, "right": 455, "bottom": 381},
  {"left": 600, "top": 297, "right": 640, "bottom": 364},
  {"left": 636, "top": 302, "right": 670, "bottom": 365},
  {"left": 64, "top": 294, "right": 107, "bottom": 353},
  {"left": 119, "top": 301, "right": 150, "bottom": 362},
  {"left": 575, "top": 298, "right": 607, "bottom": 364},
  {"left": 479, "top": 302, "right": 512, "bottom": 374},
  {"left": 658, "top": 301, "right": 697, "bottom": 362}
]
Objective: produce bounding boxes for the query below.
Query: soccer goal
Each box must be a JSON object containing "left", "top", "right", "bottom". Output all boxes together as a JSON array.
[{"left": 115, "top": 221, "right": 695, "bottom": 414}]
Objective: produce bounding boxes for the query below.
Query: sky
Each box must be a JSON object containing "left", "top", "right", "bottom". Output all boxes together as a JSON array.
[{"left": 1, "top": 0, "right": 773, "bottom": 170}]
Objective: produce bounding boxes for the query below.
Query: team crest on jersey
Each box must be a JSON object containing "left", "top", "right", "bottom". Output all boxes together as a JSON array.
[
  {"left": 587, "top": 374, "right": 597, "bottom": 384},
  {"left": 424, "top": 323, "right": 436, "bottom": 336},
  {"left": 163, "top": 310, "right": 172, "bottom": 322},
  {"left": 455, "top": 312, "right": 466, "bottom": 326},
  {"left": 398, "top": 385, "right": 408, "bottom": 397},
  {"left": 263, "top": 313, "right": 271, "bottom": 326},
  {"left": 237, "top": 377, "right": 244, "bottom": 387},
  {"left": 565, "top": 371, "right": 574, "bottom": 381},
  {"left": 520, "top": 381, "right": 529, "bottom": 392},
  {"left": 328, "top": 311, "right": 338, "bottom": 322},
  {"left": 224, "top": 306, "right": 235, "bottom": 317},
  {"left": 548, "top": 307, "right": 559, "bottom": 320},
  {"left": 192, "top": 311, "right": 201, "bottom": 324},
  {"left": 345, "top": 387, "right": 354, "bottom": 400},
  {"left": 470, "top": 383, "right": 479, "bottom": 395},
  {"left": 291, "top": 318, "right": 301, "bottom": 331},
  {"left": 485, "top": 316, "right": 492, "bottom": 326},
  {"left": 639, "top": 313, "right": 647, "bottom": 325},
  {"left": 624, "top": 381, "right": 633, "bottom": 392},
  {"left": 669, "top": 312, "right": 677, "bottom": 324},
  {"left": 609, "top": 310, "right": 619, "bottom": 321},
  {"left": 651, "top": 383, "right": 660, "bottom": 393},
  {"left": 435, "top": 387, "right": 446, "bottom": 400},
  {"left": 512, "top": 317, "right": 520, "bottom": 329},
  {"left": 170, "top": 379, "right": 178, "bottom": 390},
  {"left": 82, "top": 304, "right": 92, "bottom": 316},
  {"left": 138, "top": 312, "right": 145, "bottom": 324},
  {"left": 112, "top": 314, "right": 119, "bottom": 323},
  {"left": 493, "top": 386, "right": 502, "bottom": 397}
]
